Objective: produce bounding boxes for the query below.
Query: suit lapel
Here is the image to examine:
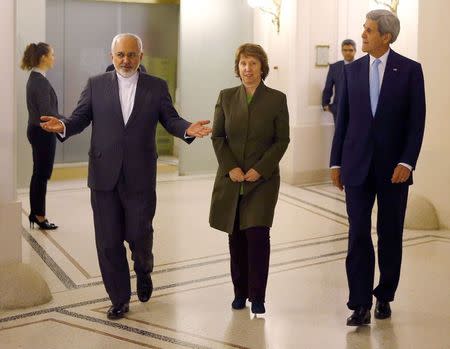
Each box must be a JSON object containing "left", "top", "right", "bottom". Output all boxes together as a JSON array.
[
  {"left": 248, "top": 81, "right": 265, "bottom": 108},
  {"left": 109, "top": 72, "right": 125, "bottom": 128},
  {"left": 125, "top": 72, "right": 151, "bottom": 129},
  {"left": 237, "top": 83, "right": 249, "bottom": 118},
  {"left": 359, "top": 55, "right": 373, "bottom": 118},
  {"left": 376, "top": 50, "right": 398, "bottom": 118}
]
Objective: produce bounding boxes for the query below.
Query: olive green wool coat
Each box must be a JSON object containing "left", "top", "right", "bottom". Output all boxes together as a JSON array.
[{"left": 209, "top": 83, "right": 290, "bottom": 234}]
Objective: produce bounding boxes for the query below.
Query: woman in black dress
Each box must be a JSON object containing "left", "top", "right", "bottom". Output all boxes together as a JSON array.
[{"left": 21, "top": 42, "right": 59, "bottom": 229}]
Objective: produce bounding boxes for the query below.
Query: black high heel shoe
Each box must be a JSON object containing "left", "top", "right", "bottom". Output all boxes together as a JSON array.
[{"left": 29, "top": 214, "right": 58, "bottom": 230}]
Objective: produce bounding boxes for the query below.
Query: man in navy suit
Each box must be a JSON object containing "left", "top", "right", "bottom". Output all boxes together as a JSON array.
[
  {"left": 330, "top": 10, "right": 426, "bottom": 326},
  {"left": 40, "top": 33, "right": 212, "bottom": 320},
  {"left": 322, "top": 39, "right": 356, "bottom": 123}
]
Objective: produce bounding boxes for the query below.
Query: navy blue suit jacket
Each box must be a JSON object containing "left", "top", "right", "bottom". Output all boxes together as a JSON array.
[
  {"left": 330, "top": 50, "right": 426, "bottom": 187},
  {"left": 322, "top": 60, "right": 345, "bottom": 115}
]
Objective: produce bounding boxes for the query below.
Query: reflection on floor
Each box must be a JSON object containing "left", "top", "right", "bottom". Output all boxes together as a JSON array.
[{"left": 2, "top": 168, "right": 450, "bottom": 348}]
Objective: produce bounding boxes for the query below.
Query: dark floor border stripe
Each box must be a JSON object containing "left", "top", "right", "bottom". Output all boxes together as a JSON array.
[
  {"left": 279, "top": 191, "right": 348, "bottom": 219},
  {"left": 300, "top": 186, "right": 346, "bottom": 203},
  {"left": 74, "top": 236, "right": 354, "bottom": 289},
  {"left": 2, "top": 234, "right": 438, "bottom": 325},
  {"left": 56, "top": 309, "right": 212, "bottom": 349},
  {"left": 270, "top": 234, "right": 431, "bottom": 268},
  {"left": 21, "top": 228, "right": 77, "bottom": 289}
]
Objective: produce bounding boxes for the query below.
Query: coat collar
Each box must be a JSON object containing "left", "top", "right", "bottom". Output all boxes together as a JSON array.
[
  {"left": 238, "top": 81, "right": 267, "bottom": 106},
  {"left": 376, "top": 49, "right": 400, "bottom": 118},
  {"left": 109, "top": 71, "right": 125, "bottom": 127},
  {"left": 125, "top": 72, "right": 150, "bottom": 128}
]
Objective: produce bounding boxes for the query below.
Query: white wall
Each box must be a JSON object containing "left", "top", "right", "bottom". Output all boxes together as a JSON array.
[
  {"left": 177, "top": 0, "right": 253, "bottom": 175},
  {"left": 415, "top": 0, "right": 450, "bottom": 228}
]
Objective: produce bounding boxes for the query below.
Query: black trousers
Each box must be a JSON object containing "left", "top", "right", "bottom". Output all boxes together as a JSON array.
[
  {"left": 345, "top": 169, "right": 409, "bottom": 310},
  {"left": 90, "top": 173, "right": 155, "bottom": 305},
  {"left": 27, "top": 125, "right": 56, "bottom": 216},
  {"left": 228, "top": 201, "right": 270, "bottom": 303}
]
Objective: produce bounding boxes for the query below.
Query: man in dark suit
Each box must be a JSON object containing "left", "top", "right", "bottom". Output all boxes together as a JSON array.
[
  {"left": 330, "top": 10, "right": 426, "bottom": 326},
  {"left": 322, "top": 39, "right": 356, "bottom": 123},
  {"left": 40, "top": 33, "right": 211, "bottom": 320}
]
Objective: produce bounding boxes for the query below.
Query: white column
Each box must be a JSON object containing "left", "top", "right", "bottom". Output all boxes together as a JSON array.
[
  {"left": 0, "top": 1, "right": 51, "bottom": 310},
  {"left": 0, "top": 0, "right": 21, "bottom": 264},
  {"left": 414, "top": 0, "right": 450, "bottom": 228}
]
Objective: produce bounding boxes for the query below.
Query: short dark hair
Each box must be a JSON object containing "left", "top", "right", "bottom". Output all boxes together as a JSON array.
[
  {"left": 341, "top": 39, "right": 356, "bottom": 49},
  {"left": 21, "top": 42, "right": 51, "bottom": 70},
  {"left": 234, "top": 43, "right": 270, "bottom": 81}
]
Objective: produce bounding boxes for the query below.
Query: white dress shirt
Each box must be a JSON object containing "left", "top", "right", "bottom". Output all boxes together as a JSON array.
[
  {"left": 117, "top": 71, "right": 138, "bottom": 125},
  {"left": 331, "top": 49, "right": 412, "bottom": 171}
]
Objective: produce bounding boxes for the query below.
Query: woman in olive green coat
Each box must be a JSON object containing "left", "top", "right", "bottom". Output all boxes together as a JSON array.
[{"left": 209, "top": 44, "right": 290, "bottom": 314}]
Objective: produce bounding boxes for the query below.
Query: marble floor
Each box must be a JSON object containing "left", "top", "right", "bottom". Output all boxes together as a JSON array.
[{"left": 1, "top": 168, "right": 449, "bottom": 349}]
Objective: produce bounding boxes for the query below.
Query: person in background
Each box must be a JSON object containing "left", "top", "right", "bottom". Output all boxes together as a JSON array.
[
  {"left": 322, "top": 39, "right": 356, "bottom": 123},
  {"left": 21, "top": 42, "right": 60, "bottom": 230}
]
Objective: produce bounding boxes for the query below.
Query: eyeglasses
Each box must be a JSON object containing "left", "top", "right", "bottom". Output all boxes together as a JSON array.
[{"left": 113, "top": 52, "right": 140, "bottom": 59}]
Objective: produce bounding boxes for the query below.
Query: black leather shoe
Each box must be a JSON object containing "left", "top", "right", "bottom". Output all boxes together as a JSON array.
[
  {"left": 375, "top": 300, "right": 391, "bottom": 319},
  {"left": 107, "top": 302, "right": 129, "bottom": 320},
  {"left": 251, "top": 301, "right": 266, "bottom": 314},
  {"left": 346, "top": 307, "right": 371, "bottom": 326},
  {"left": 231, "top": 296, "right": 246, "bottom": 310},
  {"left": 137, "top": 273, "right": 153, "bottom": 302},
  {"left": 29, "top": 214, "right": 58, "bottom": 230}
]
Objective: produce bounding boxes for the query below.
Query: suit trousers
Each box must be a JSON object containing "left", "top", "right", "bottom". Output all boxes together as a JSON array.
[
  {"left": 228, "top": 199, "right": 270, "bottom": 303},
  {"left": 27, "top": 125, "right": 56, "bottom": 216},
  {"left": 344, "top": 167, "right": 409, "bottom": 310},
  {"left": 90, "top": 172, "right": 155, "bottom": 305}
]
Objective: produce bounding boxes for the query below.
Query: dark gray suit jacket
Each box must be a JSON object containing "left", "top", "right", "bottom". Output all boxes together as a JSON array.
[
  {"left": 60, "top": 71, "right": 193, "bottom": 192},
  {"left": 26, "top": 71, "right": 59, "bottom": 127}
]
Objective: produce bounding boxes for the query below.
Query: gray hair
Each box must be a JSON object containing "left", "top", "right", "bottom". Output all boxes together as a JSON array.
[
  {"left": 341, "top": 39, "right": 356, "bottom": 49},
  {"left": 366, "top": 9, "right": 400, "bottom": 43},
  {"left": 111, "top": 33, "right": 143, "bottom": 53}
]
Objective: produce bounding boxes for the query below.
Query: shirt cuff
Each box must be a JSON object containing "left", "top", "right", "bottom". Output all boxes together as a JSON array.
[
  {"left": 58, "top": 120, "right": 66, "bottom": 138},
  {"left": 330, "top": 166, "right": 341, "bottom": 169},
  {"left": 398, "top": 163, "right": 413, "bottom": 171},
  {"left": 184, "top": 131, "right": 194, "bottom": 139}
]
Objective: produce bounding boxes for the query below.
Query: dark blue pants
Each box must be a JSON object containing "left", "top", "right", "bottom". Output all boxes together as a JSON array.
[{"left": 345, "top": 171, "right": 409, "bottom": 310}]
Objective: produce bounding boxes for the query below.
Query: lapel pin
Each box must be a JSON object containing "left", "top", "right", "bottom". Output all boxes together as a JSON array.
[{"left": 393, "top": 68, "right": 398, "bottom": 72}]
